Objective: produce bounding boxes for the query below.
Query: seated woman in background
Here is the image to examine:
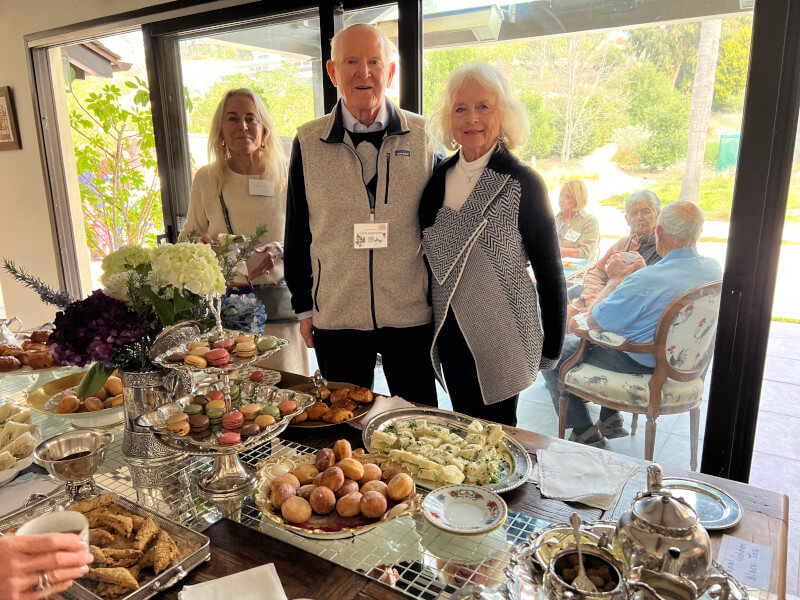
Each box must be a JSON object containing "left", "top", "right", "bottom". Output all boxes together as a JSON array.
[
  {"left": 556, "top": 179, "right": 599, "bottom": 260},
  {"left": 180, "top": 88, "right": 309, "bottom": 375}
]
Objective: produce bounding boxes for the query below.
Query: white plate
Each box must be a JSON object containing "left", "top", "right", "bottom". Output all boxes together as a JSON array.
[
  {"left": 0, "top": 455, "right": 34, "bottom": 487},
  {"left": 422, "top": 484, "right": 507, "bottom": 536}
]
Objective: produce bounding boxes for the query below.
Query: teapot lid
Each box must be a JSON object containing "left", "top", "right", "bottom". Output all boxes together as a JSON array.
[{"left": 632, "top": 465, "right": 699, "bottom": 531}]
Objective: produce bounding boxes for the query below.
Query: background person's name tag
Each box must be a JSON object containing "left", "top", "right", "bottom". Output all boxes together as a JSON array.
[
  {"left": 564, "top": 228, "right": 581, "bottom": 242},
  {"left": 249, "top": 178, "right": 274, "bottom": 196},
  {"left": 354, "top": 223, "right": 388, "bottom": 249}
]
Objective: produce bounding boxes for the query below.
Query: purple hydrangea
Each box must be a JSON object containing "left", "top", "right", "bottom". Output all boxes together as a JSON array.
[{"left": 48, "top": 290, "right": 147, "bottom": 367}]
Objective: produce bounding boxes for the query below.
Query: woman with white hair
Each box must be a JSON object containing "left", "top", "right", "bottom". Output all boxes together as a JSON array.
[
  {"left": 180, "top": 88, "right": 309, "bottom": 374},
  {"left": 419, "top": 63, "right": 567, "bottom": 425},
  {"left": 556, "top": 179, "right": 599, "bottom": 259}
]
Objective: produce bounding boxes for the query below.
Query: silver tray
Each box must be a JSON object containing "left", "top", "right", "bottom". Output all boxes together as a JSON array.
[
  {"left": 0, "top": 485, "right": 210, "bottom": 600},
  {"left": 362, "top": 407, "right": 533, "bottom": 494},
  {"left": 661, "top": 477, "right": 743, "bottom": 530}
]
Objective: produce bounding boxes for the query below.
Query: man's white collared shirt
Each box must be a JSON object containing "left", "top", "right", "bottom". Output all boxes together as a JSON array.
[{"left": 341, "top": 100, "right": 389, "bottom": 133}]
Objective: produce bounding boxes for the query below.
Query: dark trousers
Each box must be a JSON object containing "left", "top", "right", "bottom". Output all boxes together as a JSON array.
[
  {"left": 541, "top": 334, "right": 653, "bottom": 433},
  {"left": 312, "top": 323, "right": 438, "bottom": 406},
  {"left": 437, "top": 308, "right": 518, "bottom": 426}
]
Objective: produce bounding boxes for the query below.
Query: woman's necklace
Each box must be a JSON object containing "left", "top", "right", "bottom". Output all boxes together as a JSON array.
[{"left": 458, "top": 159, "right": 477, "bottom": 183}]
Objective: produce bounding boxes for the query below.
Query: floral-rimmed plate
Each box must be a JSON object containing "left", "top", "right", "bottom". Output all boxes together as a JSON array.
[
  {"left": 422, "top": 484, "right": 507, "bottom": 536},
  {"left": 231, "top": 366, "right": 281, "bottom": 387}
]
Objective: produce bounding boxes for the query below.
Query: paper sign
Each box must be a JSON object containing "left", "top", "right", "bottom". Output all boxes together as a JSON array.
[
  {"left": 249, "top": 178, "right": 274, "bottom": 196},
  {"left": 718, "top": 535, "right": 772, "bottom": 591},
  {"left": 563, "top": 228, "right": 581, "bottom": 242},
  {"left": 354, "top": 222, "right": 388, "bottom": 249}
]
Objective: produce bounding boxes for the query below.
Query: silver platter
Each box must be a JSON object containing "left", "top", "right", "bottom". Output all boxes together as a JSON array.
[
  {"left": 362, "top": 407, "right": 532, "bottom": 494},
  {"left": 660, "top": 477, "right": 744, "bottom": 530}
]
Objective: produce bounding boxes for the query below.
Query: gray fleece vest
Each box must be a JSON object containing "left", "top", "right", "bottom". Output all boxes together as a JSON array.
[{"left": 296, "top": 104, "right": 435, "bottom": 331}]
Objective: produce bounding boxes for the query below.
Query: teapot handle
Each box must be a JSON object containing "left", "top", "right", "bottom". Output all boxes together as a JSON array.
[
  {"left": 8, "top": 316, "right": 22, "bottom": 336},
  {"left": 699, "top": 575, "right": 731, "bottom": 600},
  {"left": 626, "top": 579, "right": 673, "bottom": 600}
]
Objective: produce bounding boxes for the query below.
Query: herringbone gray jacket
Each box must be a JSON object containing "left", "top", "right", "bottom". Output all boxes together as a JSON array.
[{"left": 419, "top": 145, "right": 567, "bottom": 405}]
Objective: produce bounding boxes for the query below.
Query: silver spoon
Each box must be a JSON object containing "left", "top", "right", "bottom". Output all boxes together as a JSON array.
[{"left": 570, "top": 513, "right": 598, "bottom": 592}]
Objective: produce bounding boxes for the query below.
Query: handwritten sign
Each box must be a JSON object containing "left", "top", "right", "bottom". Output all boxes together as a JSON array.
[{"left": 718, "top": 535, "right": 772, "bottom": 591}]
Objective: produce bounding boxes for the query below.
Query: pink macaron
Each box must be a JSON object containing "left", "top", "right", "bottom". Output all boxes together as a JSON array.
[
  {"left": 218, "top": 431, "right": 241, "bottom": 446},
  {"left": 207, "top": 390, "right": 224, "bottom": 402},
  {"left": 205, "top": 348, "right": 230, "bottom": 367},
  {"left": 213, "top": 339, "right": 235, "bottom": 350},
  {"left": 221, "top": 410, "right": 244, "bottom": 430}
]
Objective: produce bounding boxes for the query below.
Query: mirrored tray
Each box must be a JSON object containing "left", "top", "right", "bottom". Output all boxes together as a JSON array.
[
  {"left": 661, "top": 477, "right": 743, "bottom": 530},
  {"left": 363, "top": 407, "right": 533, "bottom": 494}
]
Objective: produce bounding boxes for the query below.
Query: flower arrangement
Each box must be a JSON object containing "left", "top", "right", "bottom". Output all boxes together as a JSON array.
[{"left": 220, "top": 293, "right": 267, "bottom": 334}]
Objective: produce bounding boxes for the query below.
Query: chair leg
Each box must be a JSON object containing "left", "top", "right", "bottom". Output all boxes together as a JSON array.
[
  {"left": 690, "top": 408, "right": 701, "bottom": 471},
  {"left": 558, "top": 392, "right": 568, "bottom": 440},
  {"left": 645, "top": 417, "right": 657, "bottom": 462},
  {"left": 631, "top": 414, "right": 639, "bottom": 435}
]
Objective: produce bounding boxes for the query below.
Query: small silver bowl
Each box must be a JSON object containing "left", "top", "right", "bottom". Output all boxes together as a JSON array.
[
  {"left": 544, "top": 546, "right": 626, "bottom": 600},
  {"left": 34, "top": 430, "right": 113, "bottom": 500}
]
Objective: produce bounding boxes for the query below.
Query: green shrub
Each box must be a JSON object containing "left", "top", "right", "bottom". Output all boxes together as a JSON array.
[
  {"left": 612, "top": 125, "right": 650, "bottom": 167},
  {"left": 515, "top": 92, "right": 559, "bottom": 162},
  {"left": 704, "top": 139, "right": 720, "bottom": 168}
]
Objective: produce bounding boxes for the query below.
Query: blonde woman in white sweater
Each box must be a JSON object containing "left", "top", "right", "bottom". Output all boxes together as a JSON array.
[{"left": 180, "top": 88, "right": 309, "bottom": 375}]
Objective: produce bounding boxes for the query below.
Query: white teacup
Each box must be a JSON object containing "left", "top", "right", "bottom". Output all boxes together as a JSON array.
[{"left": 17, "top": 510, "right": 89, "bottom": 544}]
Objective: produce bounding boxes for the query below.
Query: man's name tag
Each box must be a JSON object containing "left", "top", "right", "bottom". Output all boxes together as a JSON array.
[
  {"left": 249, "top": 178, "right": 275, "bottom": 196},
  {"left": 564, "top": 228, "right": 581, "bottom": 242},
  {"left": 354, "top": 223, "right": 388, "bottom": 249}
]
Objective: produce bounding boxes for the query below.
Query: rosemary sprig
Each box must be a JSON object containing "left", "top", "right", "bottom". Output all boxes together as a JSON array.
[{"left": 2, "top": 258, "right": 76, "bottom": 309}]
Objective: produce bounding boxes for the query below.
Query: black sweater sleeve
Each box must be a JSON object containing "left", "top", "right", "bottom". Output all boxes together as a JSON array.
[
  {"left": 518, "top": 168, "right": 567, "bottom": 361},
  {"left": 283, "top": 136, "right": 314, "bottom": 314}
]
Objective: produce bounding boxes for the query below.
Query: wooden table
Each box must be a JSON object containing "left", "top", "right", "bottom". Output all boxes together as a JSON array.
[{"left": 162, "top": 371, "right": 788, "bottom": 599}]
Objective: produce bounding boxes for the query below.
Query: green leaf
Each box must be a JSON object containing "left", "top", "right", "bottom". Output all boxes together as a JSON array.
[
  {"left": 125, "top": 81, "right": 138, "bottom": 88},
  {"left": 77, "top": 363, "right": 116, "bottom": 398},
  {"left": 139, "top": 285, "right": 177, "bottom": 326}
]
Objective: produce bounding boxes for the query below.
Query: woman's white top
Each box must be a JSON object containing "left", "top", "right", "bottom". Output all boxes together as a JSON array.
[{"left": 443, "top": 145, "right": 496, "bottom": 212}]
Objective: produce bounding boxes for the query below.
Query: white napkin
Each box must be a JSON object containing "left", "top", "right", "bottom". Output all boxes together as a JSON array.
[
  {"left": 179, "top": 563, "right": 287, "bottom": 600},
  {"left": 0, "top": 472, "right": 60, "bottom": 517},
  {"left": 529, "top": 441, "right": 638, "bottom": 510},
  {"left": 350, "top": 395, "right": 414, "bottom": 430}
]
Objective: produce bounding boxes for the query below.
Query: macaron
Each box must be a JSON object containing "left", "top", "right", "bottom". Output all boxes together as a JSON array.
[
  {"left": 189, "top": 346, "right": 211, "bottom": 357},
  {"left": 168, "top": 412, "right": 189, "bottom": 427},
  {"left": 188, "top": 341, "right": 209, "bottom": 350},
  {"left": 166, "top": 351, "right": 187, "bottom": 363},
  {"left": 229, "top": 382, "right": 241, "bottom": 401},
  {"left": 205, "top": 399, "right": 226, "bottom": 412},
  {"left": 222, "top": 410, "right": 244, "bottom": 431},
  {"left": 170, "top": 421, "right": 190, "bottom": 436},
  {"left": 184, "top": 355, "right": 207, "bottom": 368},
  {"left": 260, "top": 404, "right": 281, "bottom": 419},
  {"left": 278, "top": 400, "right": 297, "bottom": 416},
  {"left": 189, "top": 414, "right": 210, "bottom": 434},
  {"left": 205, "top": 348, "right": 230, "bottom": 367},
  {"left": 213, "top": 339, "right": 235, "bottom": 351},
  {"left": 255, "top": 414, "right": 275, "bottom": 429},
  {"left": 207, "top": 332, "right": 221, "bottom": 344},
  {"left": 235, "top": 341, "right": 257, "bottom": 358},
  {"left": 256, "top": 337, "right": 278, "bottom": 352},
  {"left": 240, "top": 403, "right": 261, "bottom": 422},
  {"left": 249, "top": 370, "right": 264, "bottom": 382},
  {"left": 207, "top": 390, "right": 225, "bottom": 402},
  {"left": 218, "top": 431, "right": 241, "bottom": 447},
  {"left": 207, "top": 407, "right": 225, "bottom": 428},
  {"left": 240, "top": 423, "right": 261, "bottom": 440},
  {"left": 183, "top": 404, "right": 203, "bottom": 416},
  {"left": 190, "top": 394, "right": 209, "bottom": 407},
  {"left": 235, "top": 334, "right": 255, "bottom": 344}
]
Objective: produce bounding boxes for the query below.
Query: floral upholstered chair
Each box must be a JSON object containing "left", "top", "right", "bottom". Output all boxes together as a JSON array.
[{"left": 557, "top": 281, "right": 722, "bottom": 470}]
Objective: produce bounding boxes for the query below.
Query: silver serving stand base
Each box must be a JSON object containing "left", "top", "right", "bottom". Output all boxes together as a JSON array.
[{"left": 198, "top": 452, "right": 257, "bottom": 496}]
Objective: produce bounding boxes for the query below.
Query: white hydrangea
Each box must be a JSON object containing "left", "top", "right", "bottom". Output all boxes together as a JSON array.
[
  {"left": 149, "top": 242, "right": 225, "bottom": 297},
  {"left": 102, "top": 272, "right": 132, "bottom": 302},
  {"left": 100, "top": 245, "right": 151, "bottom": 277}
]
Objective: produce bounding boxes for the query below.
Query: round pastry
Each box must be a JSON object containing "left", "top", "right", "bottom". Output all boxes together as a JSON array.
[
  {"left": 336, "top": 479, "right": 359, "bottom": 498},
  {"left": 61, "top": 387, "right": 78, "bottom": 399},
  {"left": 315, "top": 448, "right": 336, "bottom": 472},
  {"left": 166, "top": 351, "right": 187, "bottom": 363},
  {"left": 309, "top": 486, "right": 336, "bottom": 515},
  {"left": 240, "top": 423, "right": 260, "bottom": 440},
  {"left": 183, "top": 404, "right": 203, "bottom": 416},
  {"left": 205, "top": 348, "right": 230, "bottom": 367},
  {"left": 312, "top": 473, "right": 324, "bottom": 486},
  {"left": 221, "top": 410, "right": 244, "bottom": 431},
  {"left": 271, "top": 484, "right": 296, "bottom": 509},
  {"left": 189, "top": 414, "right": 210, "bottom": 434},
  {"left": 333, "top": 439, "right": 352, "bottom": 461},
  {"left": 22, "top": 341, "right": 47, "bottom": 352},
  {"left": 281, "top": 496, "right": 311, "bottom": 524},
  {"left": 360, "top": 480, "right": 388, "bottom": 497},
  {"left": 0, "top": 343, "right": 24, "bottom": 358},
  {"left": 305, "top": 402, "right": 329, "bottom": 421},
  {"left": 292, "top": 464, "right": 319, "bottom": 485},
  {"left": 260, "top": 405, "right": 281, "bottom": 419},
  {"left": 387, "top": 473, "right": 415, "bottom": 501},
  {"left": 235, "top": 334, "right": 255, "bottom": 344},
  {"left": 240, "top": 403, "right": 261, "bottom": 421},
  {"left": 218, "top": 431, "right": 241, "bottom": 446},
  {"left": 277, "top": 400, "right": 296, "bottom": 416},
  {"left": 170, "top": 421, "right": 190, "bottom": 436},
  {"left": 248, "top": 371, "right": 264, "bottom": 382},
  {"left": 213, "top": 339, "right": 235, "bottom": 350},
  {"left": 184, "top": 355, "right": 207, "bottom": 368},
  {"left": 92, "top": 388, "right": 109, "bottom": 402},
  {"left": 256, "top": 337, "right": 278, "bottom": 352},
  {"left": 205, "top": 399, "right": 226, "bottom": 412},
  {"left": 319, "top": 466, "right": 344, "bottom": 492},
  {"left": 255, "top": 414, "right": 276, "bottom": 429},
  {"left": 206, "top": 407, "right": 225, "bottom": 428},
  {"left": 0, "top": 356, "right": 21, "bottom": 372},
  {"left": 103, "top": 376, "right": 123, "bottom": 396},
  {"left": 359, "top": 463, "right": 382, "bottom": 484},
  {"left": 291, "top": 411, "right": 308, "bottom": 425},
  {"left": 191, "top": 394, "right": 209, "bottom": 407},
  {"left": 56, "top": 394, "right": 80, "bottom": 414},
  {"left": 336, "top": 492, "right": 362, "bottom": 517},
  {"left": 29, "top": 330, "right": 52, "bottom": 343},
  {"left": 337, "top": 458, "right": 364, "bottom": 481},
  {"left": 83, "top": 397, "right": 104, "bottom": 412},
  {"left": 27, "top": 351, "right": 55, "bottom": 370},
  {"left": 188, "top": 346, "right": 211, "bottom": 357},
  {"left": 297, "top": 484, "right": 316, "bottom": 499},
  {"left": 271, "top": 473, "right": 300, "bottom": 492},
  {"left": 235, "top": 341, "right": 257, "bottom": 358},
  {"left": 360, "top": 491, "right": 388, "bottom": 519},
  {"left": 350, "top": 387, "right": 374, "bottom": 404},
  {"left": 103, "top": 394, "right": 124, "bottom": 409},
  {"left": 167, "top": 413, "right": 189, "bottom": 427},
  {"left": 187, "top": 341, "right": 209, "bottom": 350},
  {"left": 207, "top": 390, "right": 225, "bottom": 402}
]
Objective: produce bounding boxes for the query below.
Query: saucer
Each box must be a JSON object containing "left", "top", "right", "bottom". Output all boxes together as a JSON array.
[{"left": 423, "top": 484, "right": 507, "bottom": 536}]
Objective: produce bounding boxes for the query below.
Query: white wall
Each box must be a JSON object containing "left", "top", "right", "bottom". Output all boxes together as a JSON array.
[{"left": 0, "top": 0, "right": 170, "bottom": 326}]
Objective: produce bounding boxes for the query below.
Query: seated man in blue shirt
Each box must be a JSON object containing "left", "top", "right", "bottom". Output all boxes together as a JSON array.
[{"left": 541, "top": 201, "right": 722, "bottom": 447}]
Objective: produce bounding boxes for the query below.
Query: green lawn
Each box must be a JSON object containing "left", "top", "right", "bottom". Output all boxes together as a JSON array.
[{"left": 600, "top": 171, "right": 800, "bottom": 222}]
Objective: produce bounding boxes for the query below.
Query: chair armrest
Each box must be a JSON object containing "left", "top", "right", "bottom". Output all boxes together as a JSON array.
[{"left": 572, "top": 327, "right": 656, "bottom": 354}]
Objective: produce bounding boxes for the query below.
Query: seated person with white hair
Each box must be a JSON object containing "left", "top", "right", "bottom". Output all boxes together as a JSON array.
[{"left": 542, "top": 201, "right": 721, "bottom": 446}]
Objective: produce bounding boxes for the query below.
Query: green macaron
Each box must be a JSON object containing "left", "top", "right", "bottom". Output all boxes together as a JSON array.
[
  {"left": 260, "top": 404, "right": 281, "bottom": 419},
  {"left": 183, "top": 404, "right": 203, "bottom": 416}
]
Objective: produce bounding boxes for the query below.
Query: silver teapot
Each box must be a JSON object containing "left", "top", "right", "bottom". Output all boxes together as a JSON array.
[
  {"left": 0, "top": 316, "right": 22, "bottom": 344},
  {"left": 615, "top": 464, "right": 711, "bottom": 585},
  {"left": 626, "top": 548, "right": 736, "bottom": 600}
]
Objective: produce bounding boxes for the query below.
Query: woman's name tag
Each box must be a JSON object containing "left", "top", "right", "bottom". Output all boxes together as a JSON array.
[
  {"left": 249, "top": 179, "right": 274, "bottom": 196},
  {"left": 354, "top": 223, "right": 388, "bottom": 249},
  {"left": 564, "top": 229, "right": 581, "bottom": 242}
]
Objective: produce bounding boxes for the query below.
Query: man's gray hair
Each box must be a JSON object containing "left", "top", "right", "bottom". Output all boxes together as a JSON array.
[
  {"left": 658, "top": 201, "right": 704, "bottom": 244},
  {"left": 330, "top": 24, "right": 396, "bottom": 64},
  {"left": 624, "top": 189, "right": 661, "bottom": 215}
]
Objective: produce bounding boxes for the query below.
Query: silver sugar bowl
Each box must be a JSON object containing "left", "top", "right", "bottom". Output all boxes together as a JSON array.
[{"left": 615, "top": 464, "right": 711, "bottom": 585}]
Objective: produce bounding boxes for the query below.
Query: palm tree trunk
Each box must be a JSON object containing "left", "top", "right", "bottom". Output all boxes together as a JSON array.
[{"left": 679, "top": 19, "right": 722, "bottom": 204}]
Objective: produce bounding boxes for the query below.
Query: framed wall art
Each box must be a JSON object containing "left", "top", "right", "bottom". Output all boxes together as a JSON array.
[{"left": 0, "top": 86, "right": 22, "bottom": 151}]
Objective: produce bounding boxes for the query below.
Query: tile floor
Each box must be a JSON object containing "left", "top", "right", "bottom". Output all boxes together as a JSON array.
[{"left": 364, "top": 320, "right": 800, "bottom": 596}]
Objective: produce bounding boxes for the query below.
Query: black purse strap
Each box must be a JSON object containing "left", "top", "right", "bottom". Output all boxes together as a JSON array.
[{"left": 219, "top": 192, "right": 234, "bottom": 234}]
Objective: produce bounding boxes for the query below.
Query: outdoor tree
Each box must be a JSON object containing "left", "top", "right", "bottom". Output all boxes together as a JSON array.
[
  {"left": 627, "top": 23, "right": 700, "bottom": 90},
  {"left": 68, "top": 74, "right": 164, "bottom": 256},
  {"left": 713, "top": 20, "right": 752, "bottom": 112},
  {"left": 680, "top": 19, "right": 723, "bottom": 204}
]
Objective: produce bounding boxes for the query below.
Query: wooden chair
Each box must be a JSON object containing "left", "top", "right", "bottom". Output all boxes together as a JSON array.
[{"left": 557, "top": 281, "right": 722, "bottom": 471}]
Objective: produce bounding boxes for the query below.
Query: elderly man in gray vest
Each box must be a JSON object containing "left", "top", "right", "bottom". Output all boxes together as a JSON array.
[{"left": 284, "top": 24, "right": 438, "bottom": 405}]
